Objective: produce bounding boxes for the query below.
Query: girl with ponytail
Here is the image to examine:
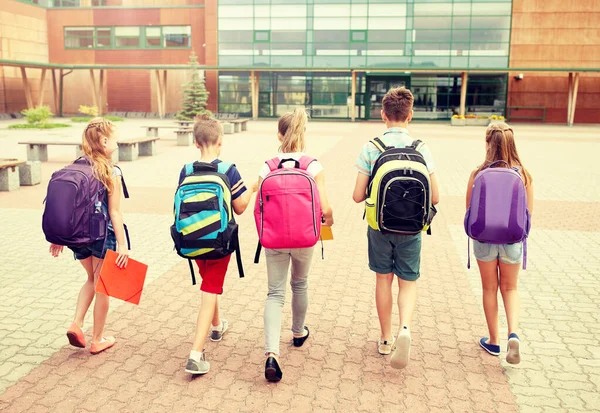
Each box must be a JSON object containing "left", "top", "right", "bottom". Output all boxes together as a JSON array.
[
  {"left": 258, "top": 108, "right": 334, "bottom": 382},
  {"left": 466, "top": 122, "right": 534, "bottom": 364},
  {"left": 49, "top": 117, "right": 129, "bottom": 355}
]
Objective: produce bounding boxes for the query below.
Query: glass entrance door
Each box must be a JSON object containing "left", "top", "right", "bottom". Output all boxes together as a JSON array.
[{"left": 366, "top": 76, "right": 410, "bottom": 120}]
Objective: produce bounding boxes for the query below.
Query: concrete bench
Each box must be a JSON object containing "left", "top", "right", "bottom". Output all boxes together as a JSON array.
[
  {"left": 221, "top": 122, "right": 234, "bottom": 134},
  {"left": 141, "top": 125, "right": 182, "bottom": 137},
  {"left": 118, "top": 137, "right": 159, "bottom": 162},
  {"left": 176, "top": 129, "right": 194, "bottom": 146},
  {"left": 175, "top": 120, "right": 194, "bottom": 128},
  {"left": 230, "top": 119, "right": 249, "bottom": 132},
  {"left": 19, "top": 141, "right": 83, "bottom": 162},
  {"left": 0, "top": 159, "right": 26, "bottom": 191}
]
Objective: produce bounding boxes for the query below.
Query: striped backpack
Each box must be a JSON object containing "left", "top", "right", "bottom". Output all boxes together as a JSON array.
[
  {"left": 170, "top": 161, "right": 244, "bottom": 284},
  {"left": 365, "top": 137, "right": 436, "bottom": 235}
]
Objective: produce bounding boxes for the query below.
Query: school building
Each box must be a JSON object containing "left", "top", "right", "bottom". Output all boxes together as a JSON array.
[{"left": 0, "top": 0, "right": 599, "bottom": 124}]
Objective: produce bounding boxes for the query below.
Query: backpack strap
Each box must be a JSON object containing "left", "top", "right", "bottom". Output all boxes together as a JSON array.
[
  {"left": 298, "top": 156, "right": 316, "bottom": 171},
  {"left": 188, "top": 259, "right": 197, "bottom": 285},
  {"left": 113, "top": 165, "right": 129, "bottom": 199},
  {"left": 254, "top": 241, "right": 262, "bottom": 264},
  {"left": 522, "top": 238, "right": 527, "bottom": 270},
  {"left": 371, "top": 137, "right": 389, "bottom": 153},
  {"left": 266, "top": 158, "right": 280, "bottom": 172},
  {"left": 217, "top": 161, "right": 234, "bottom": 176},
  {"left": 184, "top": 162, "right": 194, "bottom": 176},
  {"left": 410, "top": 140, "right": 425, "bottom": 151}
]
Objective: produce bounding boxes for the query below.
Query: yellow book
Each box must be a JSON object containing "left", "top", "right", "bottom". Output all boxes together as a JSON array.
[{"left": 320, "top": 225, "right": 334, "bottom": 241}]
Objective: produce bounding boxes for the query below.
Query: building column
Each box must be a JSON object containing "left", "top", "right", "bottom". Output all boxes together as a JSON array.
[
  {"left": 568, "top": 72, "right": 580, "bottom": 127},
  {"left": 37, "top": 69, "right": 47, "bottom": 107},
  {"left": 20, "top": 67, "right": 33, "bottom": 109},
  {"left": 51, "top": 69, "right": 59, "bottom": 113},
  {"left": 351, "top": 70, "right": 357, "bottom": 122},
  {"left": 459, "top": 71, "right": 468, "bottom": 117}
]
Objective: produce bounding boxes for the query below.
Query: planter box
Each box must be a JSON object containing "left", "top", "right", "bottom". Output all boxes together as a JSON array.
[
  {"left": 451, "top": 118, "right": 466, "bottom": 126},
  {"left": 466, "top": 118, "right": 490, "bottom": 127}
]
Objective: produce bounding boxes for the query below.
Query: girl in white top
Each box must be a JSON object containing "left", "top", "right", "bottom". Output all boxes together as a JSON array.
[{"left": 260, "top": 108, "right": 334, "bottom": 382}]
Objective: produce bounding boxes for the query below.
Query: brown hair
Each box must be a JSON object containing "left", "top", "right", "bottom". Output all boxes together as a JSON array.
[
  {"left": 278, "top": 107, "right": 308, "bottom": 153},
  {"left": 474, "top": 122, "right": 532, "bottom": 187},
  {"left": 193, "top": 114, "right": 223, "bottom": 147},
  {"left": 81, "top": 117, "right": 115, "bottom": 194},
  {"left": 382, "top": 87, "right": 414, "bottom": 122}
]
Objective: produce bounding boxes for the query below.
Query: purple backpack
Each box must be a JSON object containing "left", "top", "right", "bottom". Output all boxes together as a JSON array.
[
  {"left": 464, "top": 161, "right": 531, "bottom": 269},
  {"left": 42, "top": 157, "right": 129, "bottom": 248}
]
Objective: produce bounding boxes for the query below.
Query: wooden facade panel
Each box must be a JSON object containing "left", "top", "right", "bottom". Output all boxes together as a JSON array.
[
  {"left": 511, "top": 29, "right": 600, "bottom": 45},
  {"left": 514, "top": 0, "right": 600, "bottom": 13},
  {"left": 513, "top": 12, "right": 600, "bottom": 29},
  {"left": 107, "top": 70, "right": 151, "bottom": 113}
]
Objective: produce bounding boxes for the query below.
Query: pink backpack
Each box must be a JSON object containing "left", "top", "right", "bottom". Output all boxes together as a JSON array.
[{"left": 254, "top": 156, "right": 322, "bottom": 261}]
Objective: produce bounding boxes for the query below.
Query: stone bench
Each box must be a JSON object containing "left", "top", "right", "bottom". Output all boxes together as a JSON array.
[
  {"left": 141, "top": 125, "right": 182, "bottom": 137},
  {"left": 19, "top": 141, "right": 83, "bottom": 162},
  {"left": 0, "top": 159, "right": 26, "bottom": 191},
  {"left": 118, "top": 137, "right": 159, "bottom": 162},
  {"left": 221, "top": 122, "right": 234, "bottom": 135},
  {"left": 230, "top": 119, "right": 249, "bottom": 132},
  {"left": 176, "top": 129, "right": 194, "bottom": 146},
  {"left": 18, "top": 141, "right": 118, "bottom": 163}
]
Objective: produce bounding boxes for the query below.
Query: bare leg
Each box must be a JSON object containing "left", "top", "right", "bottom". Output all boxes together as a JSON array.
[
  {"left": 211, "top": 297, "right": 220, "bottom": 327},
  {"left": 192, "top": 292, "right": 218, "bottom": 352},
  {"left": 498, "top": 261, "right": 520, "bottom": 336},
  {"left": 397, "top": 278, "right": 417, "bottom": 329},
  {"left": 477, "top": 259, "right": 500, "bottom": 345},
  {"left": 73, "top": 257, "right": 95, "bottom": 327},
  {"left": 92, "top": 257, "right": 110, "bottom": 343},
  {"left": 376, "top": 272, "right": 394, "bottom": 341}
]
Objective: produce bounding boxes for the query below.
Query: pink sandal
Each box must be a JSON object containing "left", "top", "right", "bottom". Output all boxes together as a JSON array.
[{"left": 66, "top": 323, "right": 86, "bottom": 348}]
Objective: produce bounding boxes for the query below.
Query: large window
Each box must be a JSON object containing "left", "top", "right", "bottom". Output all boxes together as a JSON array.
[
  {"left": 64, "top": 26, "right": 191, "bottom": 50},
  {"left": 218, "top": 1, "right": 512, "bottom": 70}
]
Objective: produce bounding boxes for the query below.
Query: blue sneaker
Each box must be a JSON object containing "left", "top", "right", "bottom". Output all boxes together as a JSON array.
[
  {"left": 506, "top": 333, "right": 521, "bottom": 364},
  {"left": 479, "top": 337, "right": 500, "bottom": 356}
]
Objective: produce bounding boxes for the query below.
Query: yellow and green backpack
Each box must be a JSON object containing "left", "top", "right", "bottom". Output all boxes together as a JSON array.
[{"left": 365, "top": 137, "right": 436, "bottom": 235}]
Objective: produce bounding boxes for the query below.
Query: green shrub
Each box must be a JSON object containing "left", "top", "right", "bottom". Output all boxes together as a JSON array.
[
  {"left": 71, "top": 116, "right": 124, "bottom": 123},
  {"left": 79, "top": 105, "right": 99, "bottom": 117},
  {"left": 8, "top": 123, "right": 71, "bottom": 129},
  {"left": 21, "top": 105, "right": 53, "bottom": 125}
]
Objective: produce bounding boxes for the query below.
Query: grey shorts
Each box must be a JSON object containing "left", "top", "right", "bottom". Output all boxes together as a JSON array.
[
  {"left": 367, "top": 228, "right": 422, "bottom": 281},
  {"left": 473, "top": 240, "right": 522, "bottom": 265}
]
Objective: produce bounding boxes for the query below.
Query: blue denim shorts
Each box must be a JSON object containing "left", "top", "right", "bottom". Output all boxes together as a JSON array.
[
  {"left": 367, "top": 228, "right": 422, "bottom": 281},
  {"left": 68, "top": 230, "right": 116, "bottom": 260},
  {"left": 473, "top": 240, "right": 522, "bottom": 265}
]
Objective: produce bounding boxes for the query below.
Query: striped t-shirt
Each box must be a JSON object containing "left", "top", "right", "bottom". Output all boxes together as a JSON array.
[{"left": 178, "top": 159, "right": 247, "bottom": 200}]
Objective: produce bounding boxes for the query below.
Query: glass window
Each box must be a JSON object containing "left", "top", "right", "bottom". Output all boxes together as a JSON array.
[
  {"left": 270, "top": 31, "right": 306, "bottom": 43},
  {"left": 96, "top": 27, "right": 111, "bottom": 48},
  {"left": 163, "top": 26, "right": 191, "bottom": 48},
  {"left": 55, "top": 0, "right": 80, "bottom": 7},
  {"left": 254, "top": 31, "right": 270, "bottom": 42},
  {"left": 414, "top": 16, "right": 452, "bottom": 30},
  {"left": 64, "top": 27, "right": 93, "bottom": 49},
  {"left": 145, "top": 27, "right": 161, "bottom": 47},
  {"left": 351, "top": 31, "right": 366, "bottom": 42},
  {"left": 92, "top": 0, "right": 108, "bottom": 5},
  {"left": 114, "top": 26, "right": 140, "bottom": 48}
]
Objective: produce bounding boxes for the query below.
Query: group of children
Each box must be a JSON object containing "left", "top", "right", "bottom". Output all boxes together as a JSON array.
[{"left": 47, "top": 86, "right": 533, "bottom": 380}]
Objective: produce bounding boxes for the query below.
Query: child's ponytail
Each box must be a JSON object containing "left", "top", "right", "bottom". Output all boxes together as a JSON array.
[{"left": 278, "top": 108, "right": 308, "bottom": 153}]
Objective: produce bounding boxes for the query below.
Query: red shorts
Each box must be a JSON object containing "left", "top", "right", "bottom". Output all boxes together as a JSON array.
[{"left": 195, "top": 255, "right": 232, "bottom": 295}]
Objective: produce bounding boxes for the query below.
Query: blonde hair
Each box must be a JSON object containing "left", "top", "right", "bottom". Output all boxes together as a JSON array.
[
  {"left": 278, "top": 108, "right": 308, "bottom": 153},
  {"left": 475, "top": 122, "right": 532, "bottom": 187},
  {"left": 81, "top": 117, "right": 115, "bottom": 194},
  {"left": 193, "top": 114, "right": 223, "bottom": 147}
]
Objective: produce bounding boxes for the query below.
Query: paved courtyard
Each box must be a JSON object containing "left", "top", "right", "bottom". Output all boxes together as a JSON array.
[{"left": 0, "top": 118, "right": 599, "bottom": 412}]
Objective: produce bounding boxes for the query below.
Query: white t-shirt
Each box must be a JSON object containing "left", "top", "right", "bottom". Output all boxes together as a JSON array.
[{"left": 259, "top": 152, "right": 324, "bottom": 179}]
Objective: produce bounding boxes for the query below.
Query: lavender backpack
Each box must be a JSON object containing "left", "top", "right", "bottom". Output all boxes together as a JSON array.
[
  {"left": 464, "top": 161, "right": 531, "bottom": 269},
  {"left": 42, "top": 157, "right": 129, "bottom": 248}
]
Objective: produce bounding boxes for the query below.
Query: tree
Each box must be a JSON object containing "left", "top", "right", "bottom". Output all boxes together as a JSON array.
[{"left": 177, "top": 52, "right": 212, "bottom": 120}]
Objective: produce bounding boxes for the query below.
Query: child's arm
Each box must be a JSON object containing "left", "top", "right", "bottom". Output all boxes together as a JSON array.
[
  {"left": 430, "top": 172, "right": 440, "bottom": 206},
  {"left": 314, "top": 172, "right": 334, "bottom": 226},
  {"left": 352, "top": 172, "right": 369, "bottom": 203},
  {"left": 465, "top": 170, "right": 476, "bottom": 209},
  {"left": 526, "top": 181, "right": 534, "bottom": 214},
  {"left": 107, "top": 177, "right": 128, "bottom": 268},
  {"left": 232, "top": 179, "right": 258, "bottom": 215}
]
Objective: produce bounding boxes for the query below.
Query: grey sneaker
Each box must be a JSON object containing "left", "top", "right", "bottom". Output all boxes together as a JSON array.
[
  {"left": 210, "top": 319, "right": 229, "bottom": 342},
  {"left": 390, "top": 326, "right": 411, "bottom": 369},
  {"left": 185, "top": 353, "right": 210, "bottom": 375}
]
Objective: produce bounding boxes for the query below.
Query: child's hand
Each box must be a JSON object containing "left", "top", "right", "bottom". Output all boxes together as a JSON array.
[
  {"left": 251, "top": 180, "right": 259, "bottom": 193},
  {"left": 49, "top": 244, "right": 64, "bottom": 257},
  {"left": 116, "top": 245, "right": 129, "bottom": 268},
  {"left": 323, "top": 216, "right": 334, "bottom": 226}
]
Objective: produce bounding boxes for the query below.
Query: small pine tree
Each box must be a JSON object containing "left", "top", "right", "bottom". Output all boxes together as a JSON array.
[{"left": 176, "top": 52, "right": 212, "bottom": 120}]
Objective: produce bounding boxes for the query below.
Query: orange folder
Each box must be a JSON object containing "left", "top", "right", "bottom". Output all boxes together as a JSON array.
[
  {"left": 320, "top": 225, "right": 334, "bottom": 241},
  {"left": 96, "top": 250, "right": 148, "bottom": 305}
]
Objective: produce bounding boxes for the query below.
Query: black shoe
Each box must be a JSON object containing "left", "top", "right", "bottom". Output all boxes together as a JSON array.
[
  {"left": 265, "top": 356, "right": 282, "bottom": 382},
  {"left": 293, "top": 326, "right": 310, "bottom": 347}
]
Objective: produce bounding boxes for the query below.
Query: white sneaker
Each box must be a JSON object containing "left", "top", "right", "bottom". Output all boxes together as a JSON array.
[
  {"left": 210, "top": 319, "right": 228, "bottom": 342},
  {"left": 390, "top": 326, "right": 411, "bottom": 369}
]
